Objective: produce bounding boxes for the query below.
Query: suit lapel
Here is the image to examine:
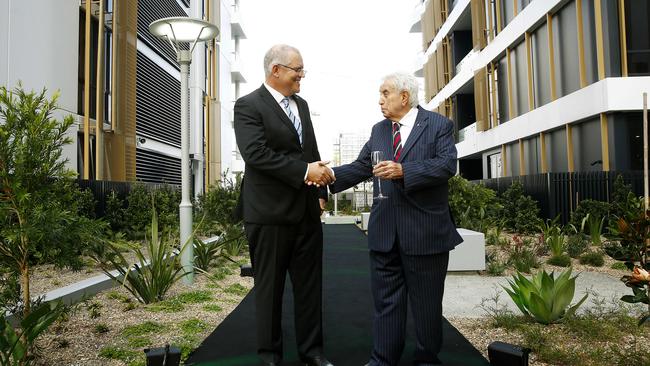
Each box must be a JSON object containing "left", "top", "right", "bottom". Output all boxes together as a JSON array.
[
  {"left": 258, "top": 86, "right": 301, "bottom": 142},
  {"left": 397, "top": 107, "right": 429, "bottom": 162}
]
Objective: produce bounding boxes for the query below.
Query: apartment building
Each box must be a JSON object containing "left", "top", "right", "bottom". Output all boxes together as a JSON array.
[
  {"left": 412, "top": 0, "right": 650, "bottom": 180},
  {"left": 0, "top": 0, "right": 246, "bottom": 194}
]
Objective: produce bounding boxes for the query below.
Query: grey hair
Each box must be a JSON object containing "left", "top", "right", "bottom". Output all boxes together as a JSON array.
[
  {"left": 263, "top": 44, "right": 301, "bottom": 78},
  {"left": 382, "top": 73, "right": 419, "bottom": 108}
]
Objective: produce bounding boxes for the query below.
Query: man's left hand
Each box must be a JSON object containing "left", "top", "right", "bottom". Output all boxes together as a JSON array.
[{"left": 373, "top": 161, "right": 403, "bottom": 180}]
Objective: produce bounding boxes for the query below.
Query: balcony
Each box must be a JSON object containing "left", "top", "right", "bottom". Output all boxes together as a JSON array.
[
  {"left": 230, "top": 7, "right": 247, "bottom": 39},
  {"left": 457, "top": 122, "right": 476, "bottom": 143},
  {"left": 231, "top": 59, "right": 246, "bottom": 83},
  {"left": 409, "top": 2, "right": 424, "bottom": 33}
]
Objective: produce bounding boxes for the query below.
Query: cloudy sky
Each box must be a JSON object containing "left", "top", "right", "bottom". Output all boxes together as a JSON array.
[{"left": 238, "top": 0, "right": 422, "bottom": 160}]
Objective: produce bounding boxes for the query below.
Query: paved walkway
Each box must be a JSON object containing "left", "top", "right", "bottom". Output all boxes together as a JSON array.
[{"left": 443, "top": 271, "right": 635, "bottom": 318}]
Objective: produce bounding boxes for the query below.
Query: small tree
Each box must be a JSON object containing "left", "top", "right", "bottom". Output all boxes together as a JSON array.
[{"left": 0, "top": 85, "right": 103, "bottom": 318}]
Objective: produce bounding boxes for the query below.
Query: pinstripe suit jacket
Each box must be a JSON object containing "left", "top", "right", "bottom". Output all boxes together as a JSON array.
[{"left": 330, "top": 106, "right": 463, "bottom": 255}]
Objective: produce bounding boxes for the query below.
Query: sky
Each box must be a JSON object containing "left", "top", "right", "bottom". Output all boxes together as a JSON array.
[{"left": 238, "top": 0, "right": 422, "bottom": 161}]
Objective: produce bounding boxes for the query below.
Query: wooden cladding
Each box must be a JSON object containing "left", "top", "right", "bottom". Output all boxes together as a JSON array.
[
  {"left": 421, "top": 1, "right": 450, "bottom": 52},
  {"left": 423, "top": 36, "right": 452, "bottom": 103},
  {"left": 109, "top": 0, "right": 138, "bottom": 181},
  {"left": 474, "top": 66, "right": 489, "bottom": 132},
  {"left": 471, "top": 0, "right": 487, "bottom": 50}
]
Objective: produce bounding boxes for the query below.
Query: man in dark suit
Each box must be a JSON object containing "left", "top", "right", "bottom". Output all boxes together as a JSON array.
[
  {"left": 328, "top": 73, "right": 462, "bottom": 366},
  {"left": 233, "top": 44, "right": 335, "bottom": 366}
]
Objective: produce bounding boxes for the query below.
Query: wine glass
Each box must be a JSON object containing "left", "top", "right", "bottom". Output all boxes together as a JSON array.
[{"left": 371, "top": 151, "right": 388, "bottom": 200}]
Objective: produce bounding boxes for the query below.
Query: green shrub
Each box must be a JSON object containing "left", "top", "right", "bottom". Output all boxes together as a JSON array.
[
  {"left": 499, "top": 181, "right": 541, "bottom": 234},
  {"left": 0, "top": 85, "right": 106, "bottom": 320},
  {"left": 570, "top": 199, "right": 610, "bottom": 232},
  {"left": 507, "top": 236, "right": 539, "bottom": 273},
  {"left": 610, "top": 175, "right": 643, "bottom": 226},
  {"left": 579, "top": 251, "right": 605, "bottom": 267},
  {"left": 547, "top": 254, "right": 572, "bottom": 267},
  {"left": 566, "top": 234, "right": 589, "bottom": 258},
  {"left": 196, "top": 172, "right": 242, "bottom": 232},
  {"left": 104, "top": 190, "right": 126, "bottom": 233},
  {"left": 448, "top": 175, "right": 502, "bottom": 232},
  {"left": 610, "top": 262, "right": 628, "bottom": 271},
  {"left": 503, "top": 268, "right": 588, "bottom": 324},
  {"left": 0, "top": 301, "right": 66, "bottom": 365},
  {"left": 485, "top": 252, "right": 506, "bottom": 275}
]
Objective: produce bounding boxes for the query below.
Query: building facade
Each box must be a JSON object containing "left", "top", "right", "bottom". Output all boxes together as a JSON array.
[
  {"left": 333, "top": 132, "right": 373, "bottom": 211},
  {"left": 0, "top": 0, "right": 246, "bottom": 195},
  {"left": 412, "top": 0, "right": 650, "bottom": 180}
]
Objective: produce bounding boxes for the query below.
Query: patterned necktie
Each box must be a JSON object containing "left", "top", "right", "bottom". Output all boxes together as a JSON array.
[
  {"left": 392, "top": 122, "right": 403, "bottom": 161},
  {"left": 280, "top": 97, "right": 303, "bottom": 144}
]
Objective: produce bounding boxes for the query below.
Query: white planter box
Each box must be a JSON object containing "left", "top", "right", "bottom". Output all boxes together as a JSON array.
[
  {"left": 449, "top": 228, "right": 486, "bottom": 271},
  {"left": 360, "top": 212, "right": 370, "bottom": 230}
]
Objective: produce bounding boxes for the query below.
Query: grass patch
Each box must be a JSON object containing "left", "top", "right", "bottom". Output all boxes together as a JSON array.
[
  {"left": 203, "top": 303, "right": 223, "bottom": 312},
  {"left": 107, "top": 291, "right": 131, "bottom": 303},
  {"left": 146, "top": 299, "right": 185, "bottom": 313},
  {"left": 211, "top": 266, "right": 234, "bottom": 281},
  {"left": 224, "top": 283, "right": 248, "bottom": 296},
  {"left": 579, "top": 251, "right": 605, "bottom": 267},
  {"left": 99, "top": 346, "right": 143, "bottom": 365},
  {"left": 145, "top": 290, "right": 213, "bottom": 313},
  {"left": 610, "top": 261, "right": 628, "bottom": 270},
  {"left": 176, "top": 290, "right": 213, "bottom": 304},
  {"left": 180, "top": 318, "right": 210, "bottom": 336},
  {"left": 93, "top": 323, "right": 110, "bottom": 334},
  {"left": 121, "top": 321, "right": 164, "bottom": 338},
  {"left": 127, "top": 336, "right": 153, "bottom": 349},
  {"left": 546, "top": 254, "right": 572, "bottom": 267}
]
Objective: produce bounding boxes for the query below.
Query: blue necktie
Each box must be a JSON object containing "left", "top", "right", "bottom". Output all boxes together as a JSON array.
[{"left": 281, "top": 97, "right": 303, "bottom": 144}]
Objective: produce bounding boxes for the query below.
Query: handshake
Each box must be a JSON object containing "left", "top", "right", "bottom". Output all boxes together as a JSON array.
[{"left": 305, "top": 161, "right": 336, "bottom": 187}]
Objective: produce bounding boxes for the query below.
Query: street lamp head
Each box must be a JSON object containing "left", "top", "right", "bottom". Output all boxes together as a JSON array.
[{"left": 149, "top": 16, "right": 219, "bottom": 52}]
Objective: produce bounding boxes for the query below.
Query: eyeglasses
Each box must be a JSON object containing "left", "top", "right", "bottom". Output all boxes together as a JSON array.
[{"left": 278, "top": 64, "right": 306, "bottom": 75}]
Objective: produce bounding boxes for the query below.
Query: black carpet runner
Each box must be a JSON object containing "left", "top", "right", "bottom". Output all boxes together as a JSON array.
[{"left": 186, "top": 224, "right": 489, "bottom": 366}]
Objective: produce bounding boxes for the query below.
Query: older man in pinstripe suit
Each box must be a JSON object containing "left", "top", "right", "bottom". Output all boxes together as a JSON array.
[{"left": 328, "top": 73, "right": 463, "bottom": 366}]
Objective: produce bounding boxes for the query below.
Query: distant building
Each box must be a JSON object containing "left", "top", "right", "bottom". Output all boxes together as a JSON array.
[
  {"left": 411, "top": 0, "right": 650, "bottom": 180},
  {"left": 334, "top": 132, "right": 373, "bottom": 210}
]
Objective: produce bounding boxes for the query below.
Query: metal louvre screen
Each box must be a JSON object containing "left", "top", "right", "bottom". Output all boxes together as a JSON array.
[
  {"left": 137, "top": 0, "right": 188, "bottom": 66},
  {"left": 136, "top": 51, "right": 181, "bottom": 146},
  {"left": 136, "top": 149, "right": 182, "bottom": 185}
]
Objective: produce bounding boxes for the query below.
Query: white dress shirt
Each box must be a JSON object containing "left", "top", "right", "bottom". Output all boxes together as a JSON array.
[
  {"left": 392, "top": 107, "right": 418, "bottom": 144},
  {"left": 263, "top": 83, "right": 311, "bottom": 180}
]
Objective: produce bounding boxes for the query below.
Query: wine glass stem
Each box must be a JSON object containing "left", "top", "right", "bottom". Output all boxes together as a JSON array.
[{"left": 377, "top": 178, "right": 383, "bottom": 197}]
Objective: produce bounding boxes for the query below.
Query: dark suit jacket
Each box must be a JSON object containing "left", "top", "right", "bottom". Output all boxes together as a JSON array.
[
  {"left": 234, "top": 85, "right": 323, "bottom": 225},
  {"left": 330, "top": 106, "right": 463, "bottom": 255}
]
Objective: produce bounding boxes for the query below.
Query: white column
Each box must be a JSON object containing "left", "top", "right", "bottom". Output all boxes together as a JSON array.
[{"left": 179, "top": 50, "right": 194, "bottom": 284}]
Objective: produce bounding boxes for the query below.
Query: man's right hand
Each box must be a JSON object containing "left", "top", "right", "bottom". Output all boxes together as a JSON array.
[{"left": 307, "top": 161, "right": 335, "bottom": 187}]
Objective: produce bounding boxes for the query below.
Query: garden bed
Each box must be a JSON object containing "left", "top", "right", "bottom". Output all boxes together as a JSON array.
[{"left": 33, "top": 258, "right": 252, "bottom": 366}]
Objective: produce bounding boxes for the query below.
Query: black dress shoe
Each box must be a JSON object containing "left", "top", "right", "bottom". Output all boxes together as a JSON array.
[{"left": 301, "top": 355, "right": 334, "bottom": 366}]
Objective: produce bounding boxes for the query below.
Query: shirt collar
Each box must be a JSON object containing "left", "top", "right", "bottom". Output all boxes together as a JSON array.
[
  {"left": 393, "top": 107, "right": 418, "bottom": 127},
  {"left": 264, "top": 82, "right": 289, "bottom": 104}
]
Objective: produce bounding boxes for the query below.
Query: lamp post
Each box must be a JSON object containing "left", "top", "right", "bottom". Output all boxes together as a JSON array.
[{"left": 149, "top": 17, "right": 219, "bottom": 284}]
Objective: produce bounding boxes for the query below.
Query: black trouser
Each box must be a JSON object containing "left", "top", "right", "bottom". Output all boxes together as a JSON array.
[
  {"left": 245, "top": 216, "right": 324, "bottom": 363},
  {"left": 369, "top": 240, "right": 449, "bottom": 366}
]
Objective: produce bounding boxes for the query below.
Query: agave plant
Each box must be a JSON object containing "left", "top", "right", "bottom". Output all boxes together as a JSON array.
[
  {"left": 503, "top": 268, "right": 588, "bottom": 324},
  {"left": 545, "top": 225, "right": 565, "bottom": 257},
  {"left": 91, "top": 199, "right": 189, "bottom": 304}
]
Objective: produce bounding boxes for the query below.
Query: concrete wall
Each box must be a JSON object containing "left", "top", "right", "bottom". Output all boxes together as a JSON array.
[{"left": 1, "top": 0, "right": 80, "bottom": 171}]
